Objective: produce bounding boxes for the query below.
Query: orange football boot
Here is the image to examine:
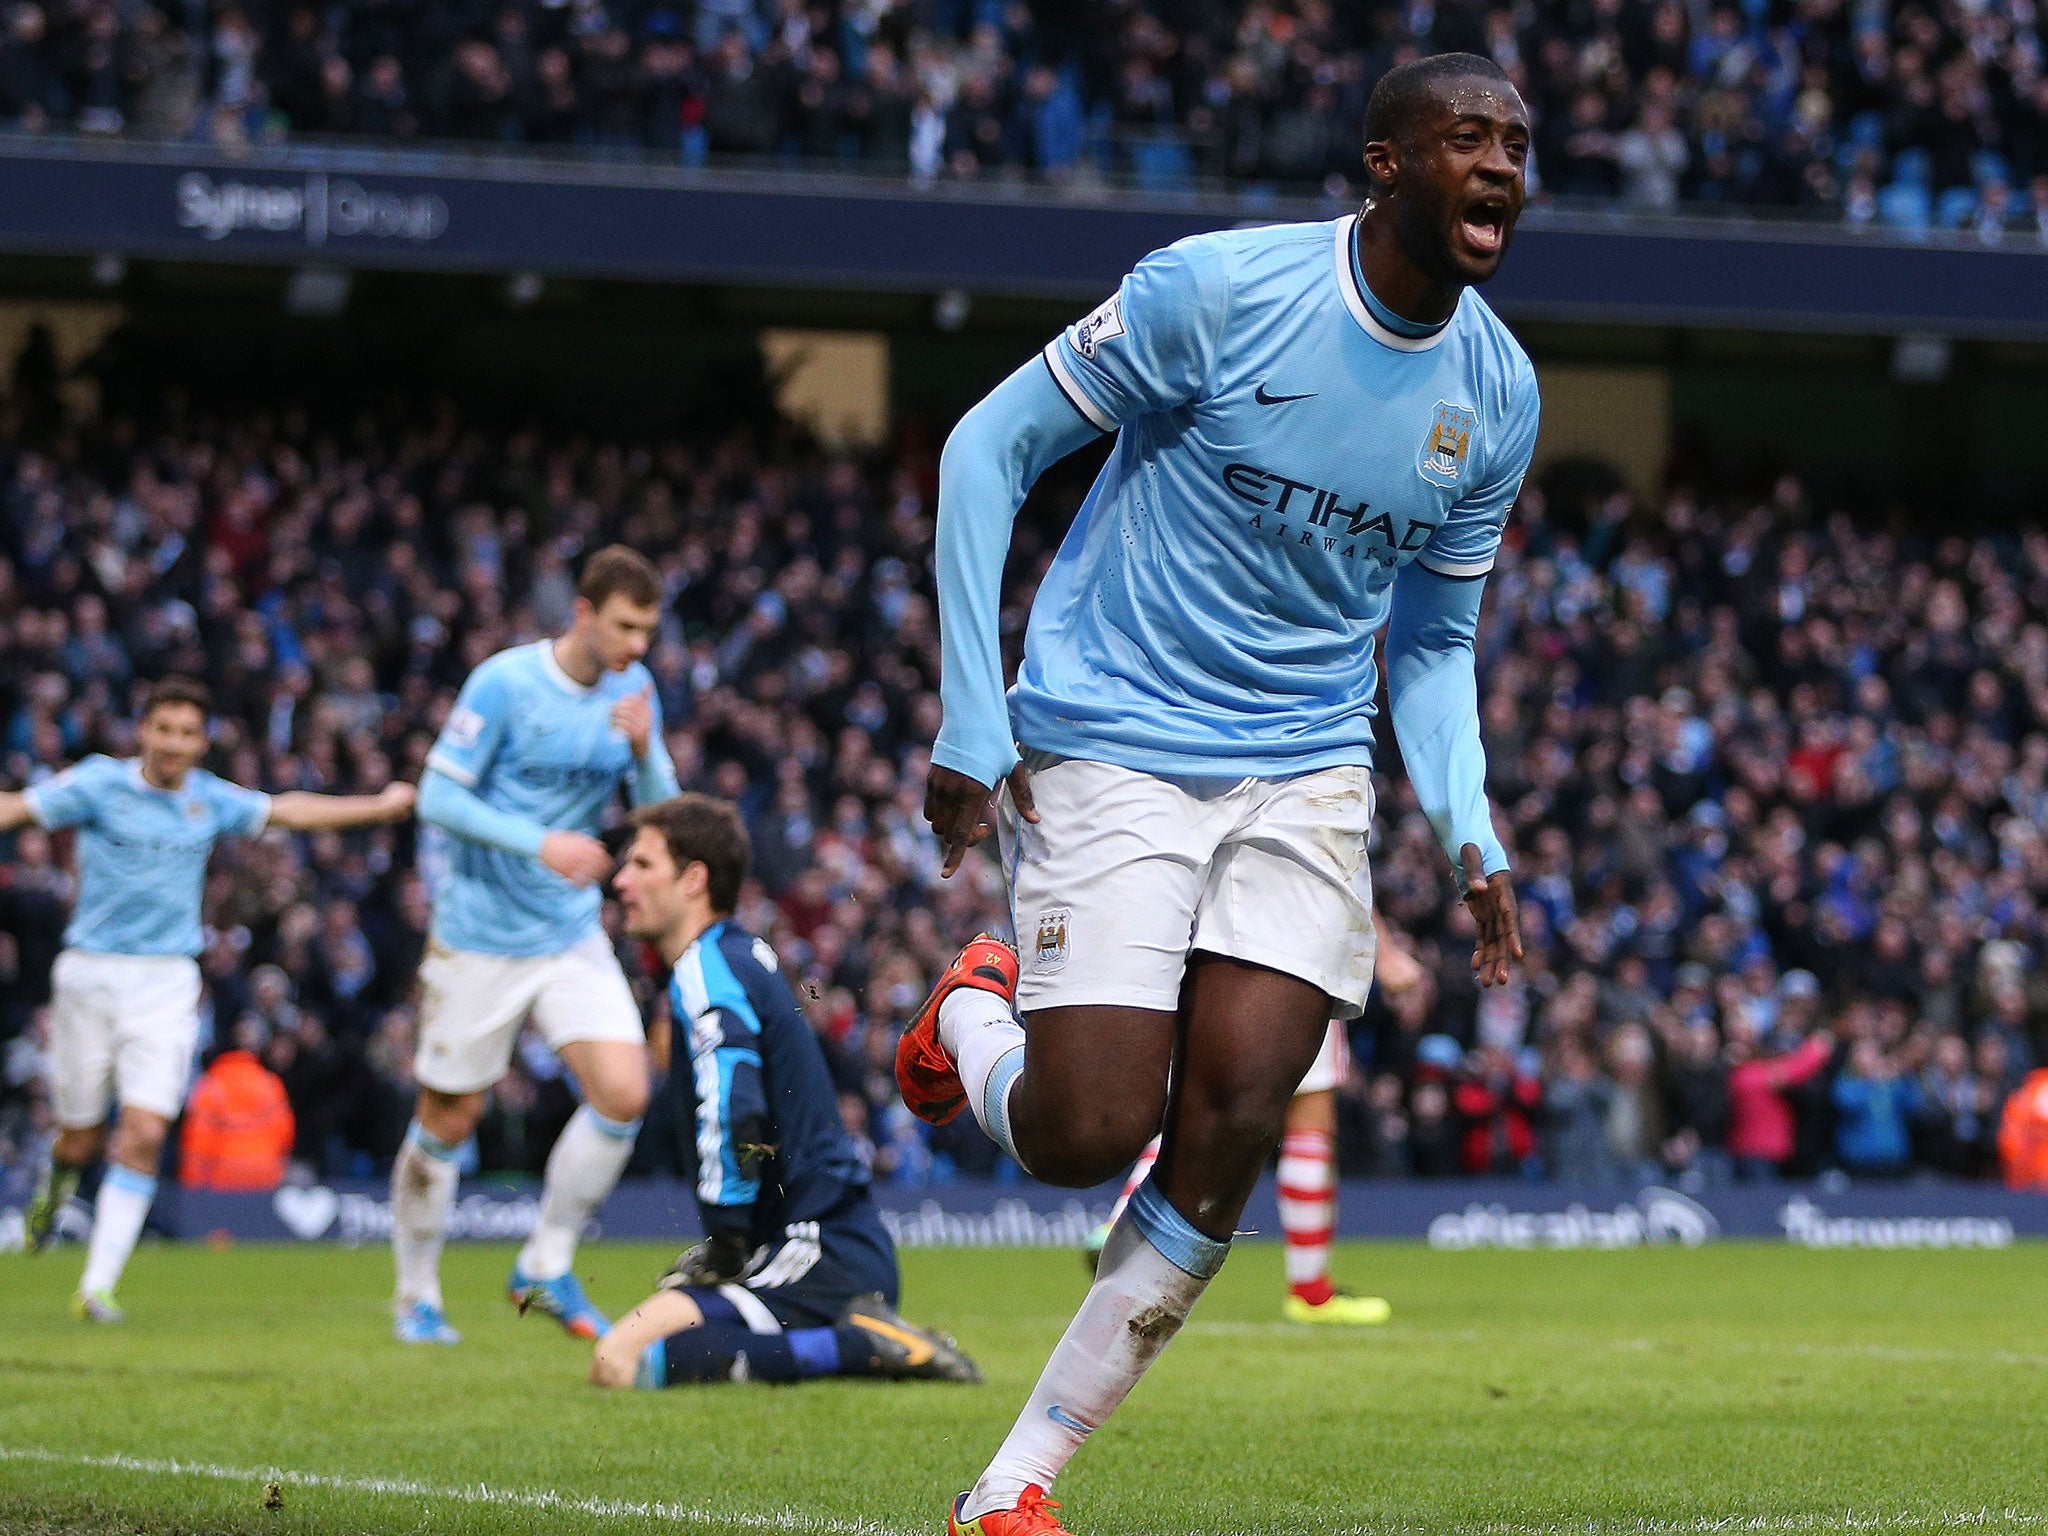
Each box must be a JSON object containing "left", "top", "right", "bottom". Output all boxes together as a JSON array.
[
  {"left": 949, "top": 1486, "right": 1073, "bottom": 1536},
  {"left": 894, "top": 933, "right": 1019, "bottom": 1125}
]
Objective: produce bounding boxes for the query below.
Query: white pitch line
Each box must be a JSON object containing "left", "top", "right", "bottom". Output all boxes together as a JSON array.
[
  {"left": 4, "top": 1444, "right": 2041, "bottom": 1536},
  {"left": 0, "top": 1444, "right": 910, "bottom": 1535}
]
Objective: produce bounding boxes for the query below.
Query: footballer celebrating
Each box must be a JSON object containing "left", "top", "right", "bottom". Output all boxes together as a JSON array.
[
  {"left": 393, "top": 546, "right": 680, "bottom": 1345},
  {"left": 591, "top": 794, "right": 979, "bottom": 1390},
  {"left": 2, "top": 677, "right": 415, "bottom": 1321},
  {"left": 901, "top": 55, "right": 1535, "bottom": 1534}
]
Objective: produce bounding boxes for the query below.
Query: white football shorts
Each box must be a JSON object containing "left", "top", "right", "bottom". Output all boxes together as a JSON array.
[
  {"left": 47, "top": 949, "right": 204, "bottom": 1126},
  {"left": 998, "top": 751, "right": 1379, "bottom": 1020},
  {"left": 1296, "top": 1021, "right": 1350, "bottom": 1096},
  {"left": 414, "top": 932, "right": 644, "bottom": 1096}
]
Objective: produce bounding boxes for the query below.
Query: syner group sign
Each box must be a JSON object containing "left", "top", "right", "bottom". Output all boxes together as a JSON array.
[{"left": 175, "top": 171, "right": 448, "bottom": 246}]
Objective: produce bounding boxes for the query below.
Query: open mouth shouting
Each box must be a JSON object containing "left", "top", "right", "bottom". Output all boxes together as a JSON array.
[{"left": 1458, "top": 194, "right": 1512, "bottom": 261}]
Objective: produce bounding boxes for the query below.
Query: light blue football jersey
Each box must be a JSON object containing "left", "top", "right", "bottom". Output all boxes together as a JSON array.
[
  {"left": 424, "top": 640, "right": 667, "bottom": 957},
  {"left": 1001, "top": 212, "right": 1539, "bottom": 779},
  {"left": 25, "top": 755, "right": 270, "bottom": 956}
]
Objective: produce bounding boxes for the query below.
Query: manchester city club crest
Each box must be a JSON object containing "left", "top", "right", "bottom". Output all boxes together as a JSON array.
[
  {"left": 1418, "top": 399, "right": 1477, "bottom": 487},
  {"left": 1033, "top": 906, "right": 1072, "bottom": 973}
]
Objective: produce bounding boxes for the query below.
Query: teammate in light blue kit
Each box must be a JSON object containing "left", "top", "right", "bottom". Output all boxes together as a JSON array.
[
  {"left": 0, "top": 676, "right": 414, "bottom": 1323},
  {"left": 392, "top": 545, "right": 680, "bottom": 1346},
  {"left": 894, "top": 56, "right": 1537, "bottom": 1536}
]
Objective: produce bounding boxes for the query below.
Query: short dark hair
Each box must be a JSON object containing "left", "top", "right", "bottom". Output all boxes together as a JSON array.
[
  {"left": 630, "top": 793, "right": 751, "bottom": 913},
  {"left": 1364, "top": 53, "right": 1514, "bottom": 148},
  {"left": 577, "top": 544, "right": 663, "bottom": 610},
  {"left": 143, "top": 675, "right": 211, "bottom": 720}
]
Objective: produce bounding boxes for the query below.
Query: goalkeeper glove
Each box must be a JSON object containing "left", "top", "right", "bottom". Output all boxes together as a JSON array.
[{"left": 657, "top": 1232, "right": 753, "bottom": 1290}]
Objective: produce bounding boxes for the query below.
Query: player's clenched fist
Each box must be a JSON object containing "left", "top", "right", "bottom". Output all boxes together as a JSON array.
[
  {"left": 540, "top": 829, "right": 613, "bottom": 887},
  {"left": 609, "top": 682, "right": 656, "bottom": 757},
  {"left": 374, "top": 781, "right": 418, "bottom": 821},
  {"left": 924, "top": 761, "right": 1037, "bottom": 878}
]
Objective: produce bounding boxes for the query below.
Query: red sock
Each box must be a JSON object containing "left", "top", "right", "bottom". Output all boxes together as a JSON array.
[
  {"left": 1278, "top": 1129, "right": 1337, "bottom": 1303},
  {"left": 1105, "top": 1136, "right": 1162, "bottom": 1229}
]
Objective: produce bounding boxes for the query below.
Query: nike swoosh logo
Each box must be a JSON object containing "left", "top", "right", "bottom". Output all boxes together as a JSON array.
[
  {"left": 855, "top": 1314, "right": 936, "bottom": 1366},
  {"left": 1255, "top": 384, "right": 1316, "bottom": 405},
  {"left": 1047, "top": 1403, "right": 1094, "bottom": 1433}
]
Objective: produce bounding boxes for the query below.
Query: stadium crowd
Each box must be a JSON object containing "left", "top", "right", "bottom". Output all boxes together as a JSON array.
[
  {"left": 0, "top": 0, "right": 2044, "bottom": 232},
  {"left": 0, "top": 356, "right": 2045, "bottom": 1194}
]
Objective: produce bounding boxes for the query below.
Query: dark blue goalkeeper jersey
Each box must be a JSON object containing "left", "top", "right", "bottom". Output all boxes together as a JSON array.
[{"left": 667, "top": 920, "right": 870, "bottom": 1248}]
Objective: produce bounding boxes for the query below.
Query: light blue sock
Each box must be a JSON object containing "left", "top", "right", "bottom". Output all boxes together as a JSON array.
[
  {"left": 81, "top": 1165, "right": 158, "bottom": 1296},
  {"left": 980, "top": 1043, "right": 1028, "bottom": 1165},
  {"left": 943, "top": 988, "right": 1030, "bottom": 1166},
  {"left": 1127, "top": 1174, "right": 1230, "bottom": 1279},
  {"left": 407, "top": 1120, "right": 461, "bottom": 1162}
]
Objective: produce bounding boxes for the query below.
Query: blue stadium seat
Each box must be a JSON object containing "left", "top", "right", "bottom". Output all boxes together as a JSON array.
[
  {"left": 1891, "top": 147, "right": 1932, "bottom": 188},
  {"left": 1082, "top": 101, "right": 1117, "bottom": 183},
  {"left": 1835, "top": 112, "right": 1886, "bottom": 176},
  {"left": 1128, "top": 135, "right": 1194, "bottom": 192},
  {"left": 1033, "top": 76, "right": 1086, "bottom": 173},
  {"left": 1877, "top": 183, "right": 1932, "bottom": 232},
  {"left": 1972, "top": 150, "right": 2010, "bottom": 188},
  {"left": 1935, "top": 185, "right": 1979, "bottom": 229}
]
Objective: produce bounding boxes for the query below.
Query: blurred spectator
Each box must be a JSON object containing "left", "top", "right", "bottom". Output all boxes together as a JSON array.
[
  {"left": 1616, "top": 101, "right": 1688, "bottom": 211},
  {"left": 1453, "top": 1045, "right": 1543, "bottom": 1176},
  {"left": 179, "top": 1019, "right": 296, "bottom": 1191},
  {"left": 1406, "top": 1078, "right": 1463, "bottom": 1178},
  {"left": 1831, "top": 1038, "right": 1922, "bottom": 1178},
  {"left": 1661, "top": 1020, "right": 1731, "bottom": 1184},
  {"left": 1723, "top": 1023, "right": 1834, "bottom": 1180},
  {"left": 1915, "top": 1031, "right": 1997, "bottom": 1176},
  {"left": 0, "top": 1, "right": 2036, "bottom": 227},
  {"left": 0, "top": 823, "right": 68, "bottom": 1038},
  {"left": 1603, "top": 1023, "right": 1664, "bottom": 1183},
  {"left": 1542, "top": 1033, "right": 1613, "bottom": 1182},
  {"left": 1998, "top": 1068, "right": 2048, "bottom": 1188}
]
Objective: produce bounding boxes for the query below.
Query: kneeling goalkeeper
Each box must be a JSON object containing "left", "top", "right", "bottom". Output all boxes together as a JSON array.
[{"left": 592, "top": 793, "right": 980, "bottom": 1389}]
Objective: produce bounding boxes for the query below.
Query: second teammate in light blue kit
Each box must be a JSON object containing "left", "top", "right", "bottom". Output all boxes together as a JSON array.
[
  {"left": 391, "top": 546, "right": 680, "bottom": 1346},
  {"left": 1, "top": 676, "right": 416, "bottom": 1323},
  {"left": 897, "top": 54, "right": 1540, "bottom": 1536}
]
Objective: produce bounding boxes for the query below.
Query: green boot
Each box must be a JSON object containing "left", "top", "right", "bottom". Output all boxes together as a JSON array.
[{"left": 25, "top": 1159, "right": 83, "bottom": 1253}]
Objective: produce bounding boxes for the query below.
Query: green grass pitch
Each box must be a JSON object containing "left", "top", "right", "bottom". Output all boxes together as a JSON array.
[{"left": 3, "top": 1239, "right": 2045, "bottom": 1535}]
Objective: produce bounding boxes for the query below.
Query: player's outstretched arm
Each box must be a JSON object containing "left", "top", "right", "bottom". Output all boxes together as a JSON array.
[
  {"left": 0, "top": 790, "right": 32, "bottom": 832},
  {"left": 268, "top": 782, "right": 417, "bottom": 832},
  {"left": 927, "top": 360, "right": 1098, "bottom": 871}
]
